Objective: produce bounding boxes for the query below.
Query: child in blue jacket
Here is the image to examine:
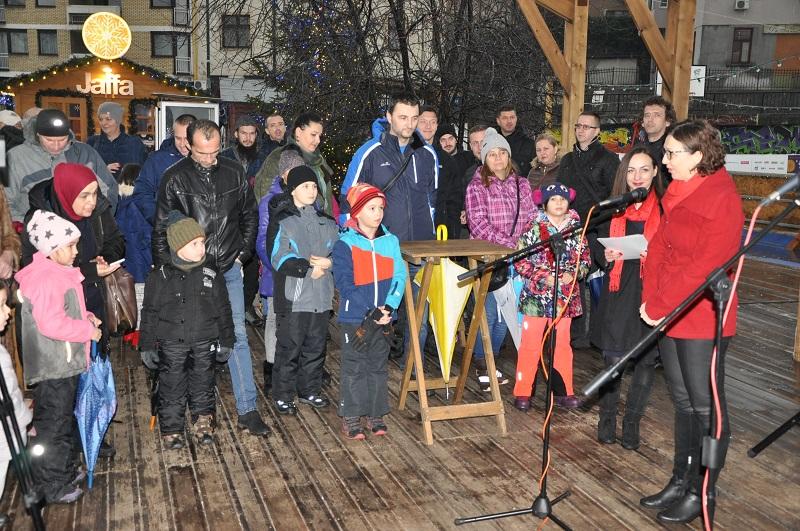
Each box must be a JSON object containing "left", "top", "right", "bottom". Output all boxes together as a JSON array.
[{"left": 332, "top": 184, "right": 407, "bottom": 439}]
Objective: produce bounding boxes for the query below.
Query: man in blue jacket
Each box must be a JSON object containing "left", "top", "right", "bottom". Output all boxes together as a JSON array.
[{"left": 132, "top": 113, "right": 196, "bottom": 224}]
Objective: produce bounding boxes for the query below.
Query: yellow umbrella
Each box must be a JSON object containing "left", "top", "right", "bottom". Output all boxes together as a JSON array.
[{"left": 415, "top": 226, "right": 472, "bottom": 383}]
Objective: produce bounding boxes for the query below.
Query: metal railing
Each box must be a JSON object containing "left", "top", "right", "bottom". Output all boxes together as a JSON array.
[
  {"left": 0, "top": 53, "right": 8, "bottom": 71},
  {"left": 0, "top": 6, "right": 6, "bottom": 24},
  {"left": 174, "top": 56, "right": 191, "bottom": 75},
  {"left": 173, "top": 7, "right": 189, "bottom": 26},
  {"left": 585, "top": 67, "right": 800, "bottom": 92}
]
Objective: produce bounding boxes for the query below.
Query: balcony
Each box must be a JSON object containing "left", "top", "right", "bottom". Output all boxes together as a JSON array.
[
  {"left": 174, "top": 56, "right": 191, "bottom": 75},
  {"left": 0, "top": 6, "right": 5, "bottom": 24},
  {"left": 66, "top": 4, "right": 120, "bottom": 25},
  {"left": 0, "top": 53, "right": 8, "bottom": 71},
  {"left": 173, "top": 6, "right": 189, "bottom": 26}
]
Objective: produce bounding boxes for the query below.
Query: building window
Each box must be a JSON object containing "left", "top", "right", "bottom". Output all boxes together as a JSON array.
[
  {"left": 68, "top": 13, "right": 90, "bottom": 24},
  {"left": 7, "top": 30, "right": 28, "bottom": 54},
  {"left": 36, "top": 0, "right": 56, "bottom": 6},
  {"left": 659, "top": 0, "right": 668, "bottom": 7},
  {"left": 222, "top": 15, "right": 249, "bottom": 48},
  {"left": 151, "top": 32, "right": 174, "bottom": 56},
  {"left": 5, "top": 0, "right": 25, "bottom": 7},
  {"left": 38, "top": 29, "right": 57, "bottom": 55},
  {"left": 151, "top": 0, "right": 173, "bottom": 7},
  {"left": 731, "top": 27, "right": 753, "bottom": 65},
  {"left": 69, "top": 29, "right": 89, "bottom": 54}
]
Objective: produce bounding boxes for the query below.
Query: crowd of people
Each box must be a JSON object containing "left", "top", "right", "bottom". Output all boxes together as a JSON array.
[{"left": 0, "top": 93, "right": 744, "bottom": 528}]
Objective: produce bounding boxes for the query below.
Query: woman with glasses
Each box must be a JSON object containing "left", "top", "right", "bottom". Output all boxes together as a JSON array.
[
  {"left": 639, "top": 120, "right": 743, "bottom": 525},
  {"left": 591, "top": 147, "right": 663, "bottom": 448}
]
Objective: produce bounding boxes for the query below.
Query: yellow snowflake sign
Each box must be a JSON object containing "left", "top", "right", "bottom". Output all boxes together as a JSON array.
[{"left": 82, "top": 12, "right": 132, "bottom": 60}]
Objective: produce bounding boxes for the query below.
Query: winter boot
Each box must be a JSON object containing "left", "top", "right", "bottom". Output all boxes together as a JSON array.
[
  {"left": 621, "top": 362, "right": 655, "bottom": 450},
  {"left": 640, "top": 410, "right": 695, "bottom": 508},
  {"left": 597, "top": 357, "right": 621, "bottom": 444},
  {"left": 262, "top": 361, "right": 273, "bottom": 397}
]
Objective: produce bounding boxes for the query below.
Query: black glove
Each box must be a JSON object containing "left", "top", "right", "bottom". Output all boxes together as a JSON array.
[
  {"left": 382, "top": 321, "right": 403, "bottom": 352},
  {"left": 141, "top": 350, "right": 159, "bottom": 370},
  {"left": 353, "top": 308, "right": 384, "bottom": 353},
  {"left": 215, "top": 345, "right": 232, "bottom": 363}
]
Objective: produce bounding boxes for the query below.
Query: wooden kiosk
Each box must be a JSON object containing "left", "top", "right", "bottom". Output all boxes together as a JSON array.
[{"left": 398, "top": 239, "right": 512, "bottom": 445}]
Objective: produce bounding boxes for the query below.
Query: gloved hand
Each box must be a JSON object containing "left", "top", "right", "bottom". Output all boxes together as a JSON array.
[
  {"left": 216, "top": 346, "right": 232, "bottom": 363},
  {"left": 382, "top": 322, "right": 403, "bottom": 352},
  {"left": 140, "top": 350, "right": 159, "bottom": 370},
  {"left": 353, "top": 308, "right": 384, "bottom": 353}
]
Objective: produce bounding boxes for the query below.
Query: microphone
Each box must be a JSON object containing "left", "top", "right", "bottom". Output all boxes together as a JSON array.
[
  {"left": 596, "top": 187, "right": 648, "bottom": 209},
  {"left": 759, "top": 175, "right": 799, "bottom": 207}
]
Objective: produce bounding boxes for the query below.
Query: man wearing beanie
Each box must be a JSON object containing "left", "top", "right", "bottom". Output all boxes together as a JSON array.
[
  {"left": 6, "top": 108, "right": 118, "bottom": 222},
  {"left": 265, "top": 165, "right": 338, "bottom": 415},
  {"left": 152, "top": 119, "right": 269, "bottom": 436},
  {"left": 220, "top": 113, "right": 268, "bottom": 327},
  {"left": 87, "top": 101, "right": 147, "bottom": 178},
  {"left": 140, "top": 210, "right": 235, "bottom": 448}
]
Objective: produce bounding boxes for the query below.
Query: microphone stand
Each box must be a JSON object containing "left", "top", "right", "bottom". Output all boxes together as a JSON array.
[{"left": 582, "top": 197, "right": 800, "bottom": 530}]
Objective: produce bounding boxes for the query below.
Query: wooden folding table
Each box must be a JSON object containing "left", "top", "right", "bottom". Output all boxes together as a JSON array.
[{"left": 398, "top": 239, "right": 511, "bottom": 444}]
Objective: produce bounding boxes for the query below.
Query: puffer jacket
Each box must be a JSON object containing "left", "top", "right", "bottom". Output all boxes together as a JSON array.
[
  {"left": 87, "top": 131, "right": 148, "bottom": 177},
  {"left": 266, "top": 193, "right": 338, "bottom": 314},
  {"left": 132, "top": 138, "right": 185, "bottom": 224},
  {"left": 152, "top": 156, "right": 258, "bottom": 273},
  {"left": 339, "top": 118, "right": 438, "bottom": 242},
  {"left": 255, "top": 177, "right": 285, "bottom": 297},
  {"left": 6, "top": 124, "right": 118, "bottom": 222},
  {"left": 139, "top": 262, "right": 234, "bottom": 351},
  {"left": 332, "top": 224, "right": 406, "bottom": 324}
]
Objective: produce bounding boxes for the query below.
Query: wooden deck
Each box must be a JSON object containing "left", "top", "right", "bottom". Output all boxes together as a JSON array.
[{"left": 2, "top": 260, "right": 798, "bottom": 530}]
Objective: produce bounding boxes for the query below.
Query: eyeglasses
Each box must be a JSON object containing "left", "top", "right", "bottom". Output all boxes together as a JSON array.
[
  {"left": 663, "top": 148, "right": 691, "bottom": 160},
  {"left": 574, "top": 123, "right": 598, "bottom": 130}
]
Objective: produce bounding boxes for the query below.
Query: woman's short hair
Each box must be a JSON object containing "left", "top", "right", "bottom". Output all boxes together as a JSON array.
[
  {"left": 611, "top": 146, "right": 665, "bottom": 197},
  {"left": 534, "top": 133, "right": 558, "bottom": 149},
  {"left": 668, "top": 120, "right": 726, "bottom": 176}
]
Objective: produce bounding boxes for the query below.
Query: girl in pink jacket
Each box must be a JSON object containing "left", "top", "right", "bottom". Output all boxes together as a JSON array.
[{"left": 15, "top": 209, "right": 101, "bottom": 505}]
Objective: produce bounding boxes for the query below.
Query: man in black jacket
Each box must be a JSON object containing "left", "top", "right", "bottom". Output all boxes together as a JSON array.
[
  {"left": 418, "top": 106, "right": 461, "bottom": 239},
  {"left": 496, "top": 105, "right": 533, "bottom": 177},
  {"left": 558, "top": 111, "right": 620, "bottom": 349},
  {"left": 152, "top": 119, "right": 269, "bottom": 436},
  {"left": 635, "top": 95, "right": 675, "bottom": 187}
]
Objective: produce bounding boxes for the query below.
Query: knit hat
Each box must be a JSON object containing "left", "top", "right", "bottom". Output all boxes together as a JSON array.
[
  {"left": 277, "top": 148, "right": 305, "bottom": 177},
  {"left": 97, "top": 101, "right": 123, "bottom": 124},
  {"left": 346, "top": 183, "right": 386, "bottom": 219},
  {"left": 53, "top": 163, "right": 98, "bottom": 221},
  {"left": 286, "top": 165, "right": 317, "bottom": 193},
  {"left": 166, "top": 210, "right": 205, "bottom": 252},
  {"left": 532, "top": 182, "right": 576, "bottom": 206},
  {"left": 36, "top": 109, "right": 71, "bottom": 136},
  {"left": 436, "top": 123, "right": 456, "bottom": 140},
  {"left": 0, "top": 110, "right": 21, "bottom": 127},
  {"left": 26, "top": 209, "right": 81, "bottom": 257},
  {"left": 480, "top": 127, "right": 512, "bottom": 164},
  {"left": 234, "top": 114, "right": 260, "bottom": 131}
]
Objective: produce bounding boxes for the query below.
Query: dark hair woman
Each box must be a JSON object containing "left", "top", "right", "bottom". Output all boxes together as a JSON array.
[
  {"left": 591, "top": 147, "right": 663, "bottom": 449},
  {"left": 638, "top": 121, "right": 743, "bottom": 525}
]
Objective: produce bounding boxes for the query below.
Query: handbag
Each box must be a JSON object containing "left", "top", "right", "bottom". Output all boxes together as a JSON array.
[
  {"left": 104, "top": 267, "right": 138, "bottom": 336},
  {"left": 488, "top": 176, "right": 521, "bottom": 292}
]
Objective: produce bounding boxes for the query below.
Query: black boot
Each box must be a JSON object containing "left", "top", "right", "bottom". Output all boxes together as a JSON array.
[
  {"left": 597, "top": 356, "right": 621, "bottom": 444},
  {"left": 262, "top": 361, "right": 273, "bottom": 397},
  {"left": 621, "top": 353, "right": 655, "bottom": 450},
  {"left": 656, "top": 490, "right": 703, "bottom": 524},
  {"left": 640, "top": 475, "right": 688, "bottom": 509},
  {"left": 640, "top": 410, "right": 694, "bottom": 509}
]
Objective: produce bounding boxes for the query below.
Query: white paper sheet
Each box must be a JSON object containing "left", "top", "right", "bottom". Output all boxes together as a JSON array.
[{"left": 597, "top": 234, "right": 649, "bottom": 260}]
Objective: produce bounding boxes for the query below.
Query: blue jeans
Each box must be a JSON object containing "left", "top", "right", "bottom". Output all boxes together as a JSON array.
[
  {"left": 223, "top": 263, "right": 258, "bottom": 415},
  {"left": 473, "top": 291, "right": 508, "bottom": 360}
]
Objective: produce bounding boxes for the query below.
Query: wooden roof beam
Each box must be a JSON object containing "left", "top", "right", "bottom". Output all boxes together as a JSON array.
[
  {"left": 517, "top": 0, "right": 570, "bottom": 89},
  {"left": 534, "top": 0, "right": 574, "bottom": 22},
  {"left": 624, "top": 0, "right": 674, "bottom": 94}
]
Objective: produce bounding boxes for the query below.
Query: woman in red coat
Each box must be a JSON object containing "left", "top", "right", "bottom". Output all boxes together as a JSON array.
[{"left": 639, "top": 120, "right": 743, "bottom": 525}]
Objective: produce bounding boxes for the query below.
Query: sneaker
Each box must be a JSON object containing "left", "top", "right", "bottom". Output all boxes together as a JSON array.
[
  {"left": 193, "top": 414, "right": 215, "bottom": 445},
  {"left": 554, "top": 395, "right": 584, "bottom": 409},
  {"left": 513, "top": 397, "right": 531, "bottom": 411},
  {"left": 298, "top": 395, "right": 330, "bottom": 409},
  {"left": 366, "top": 416, "right": 388, "bottom": 436},
  {"left": 163, "top": 433, "right": 184, "bottom": 450},
  {"left": 341, "top": 417, "right": 365, "bottom": 440},
  {"left": 52, "top": 486, "right": 83, "bottom": 504},
  {"left": 238, "top": 410, "right": 272, "bottom": 435},
  {"left": 476, "top": 369, "right": 509, "bottom": 392},
  {"left": 274, "top": 400, "right": 298, "bottom": 415}
]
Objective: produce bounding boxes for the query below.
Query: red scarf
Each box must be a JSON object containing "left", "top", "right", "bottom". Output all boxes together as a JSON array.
[
  {"left": 661, "top": 173, "right": 704, "bottom": 214},
  {"left": 608, "top": 190, "right": 661, "bottom": 292}
]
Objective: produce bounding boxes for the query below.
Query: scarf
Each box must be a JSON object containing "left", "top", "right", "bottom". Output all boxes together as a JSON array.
[
  {"left": 170, "top": 250, "right": 206, "bottom": 272},
  {"left": 661, "top": 173, "right": 704, "bottom": 214},
  {"left": 287, "top": 137, "right": 334, "bottom": 213},
  {"left": 608, "top": 190, "right": 661, "bottom": 292}
]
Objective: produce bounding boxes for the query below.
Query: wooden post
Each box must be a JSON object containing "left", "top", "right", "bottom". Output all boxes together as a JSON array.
[
  {"left": 561, "top": 0, "right": 588, "bottom": 150},
  {"left": 669, "top": 0, "right": 696, "bottom": 120},
  {"left": 625, "top": 0, "right": 676, "bottom": 98}
]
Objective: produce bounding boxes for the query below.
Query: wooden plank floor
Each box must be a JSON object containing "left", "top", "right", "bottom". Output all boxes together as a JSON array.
[{"left": 2, "top": 260, "right": 798, "bottom": 530}]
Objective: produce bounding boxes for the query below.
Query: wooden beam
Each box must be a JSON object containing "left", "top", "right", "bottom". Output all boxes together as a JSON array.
[
  {"left": 535, "top": 0, "right": 573, "bottom": 22},
  {"left": 625, "top": 0, "right": 674, "bottom": 95},
  {"left": 670, "top": 0, "right": 696, "bottom": 119},
  {"left": 560, "top": 0, "right": 588, "bottom": 149},
  {"left": 561, "top": 16, "right": 574, "bottom": 148},
  {"left": 662, "top": 0, "right": 681, "bottom": 101},
  {"left": 517, "top": 0, "right": 570, "bottom": 89}
]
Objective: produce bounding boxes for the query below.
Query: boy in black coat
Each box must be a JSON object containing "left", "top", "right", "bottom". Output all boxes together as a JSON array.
[{"left": 139, "top": 211, "right": 235, "bottom": 449}]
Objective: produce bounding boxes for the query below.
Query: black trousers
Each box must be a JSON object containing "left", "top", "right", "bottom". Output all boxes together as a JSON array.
[
  {"left": 30, "top": 375, "right": 80, "bottom": 502},
  {"left": 338, "top": 323, "right": 390, "bottom": 418},
  {"left": 659, "top": 336, "right": 730, "bottom": 490},
  {"left": 158, "top": 339, "right": 216, "bottom": 434},
  {"left": 243, "top": 255, "right": 260, "bottom": 311},
  {"left": 273, "top": 311, "right": 327, "bottom": 402}
]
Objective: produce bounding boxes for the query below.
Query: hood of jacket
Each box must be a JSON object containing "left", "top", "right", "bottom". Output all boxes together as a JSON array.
[{"left": 371, "top": 117, "right": 427, "bottom": 153}]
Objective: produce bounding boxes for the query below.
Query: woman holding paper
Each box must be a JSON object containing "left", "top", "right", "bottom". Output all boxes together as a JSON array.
[
  {"left": 638, "top": 121, "right": 743, "bottom": 525},
  {"left": 591, "top": 147, "right": 663, "bottom": 449}
]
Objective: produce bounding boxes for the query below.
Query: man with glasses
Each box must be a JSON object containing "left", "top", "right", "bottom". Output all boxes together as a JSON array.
[
  {"left": 635, "top": 96, "right": 676, "bottom": 185},
  {"left": 152, "top": 119, "right": 271, "bottom": 437},
  {"left": 557, "top": 111, "right": 619, "bottom": 349}
]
